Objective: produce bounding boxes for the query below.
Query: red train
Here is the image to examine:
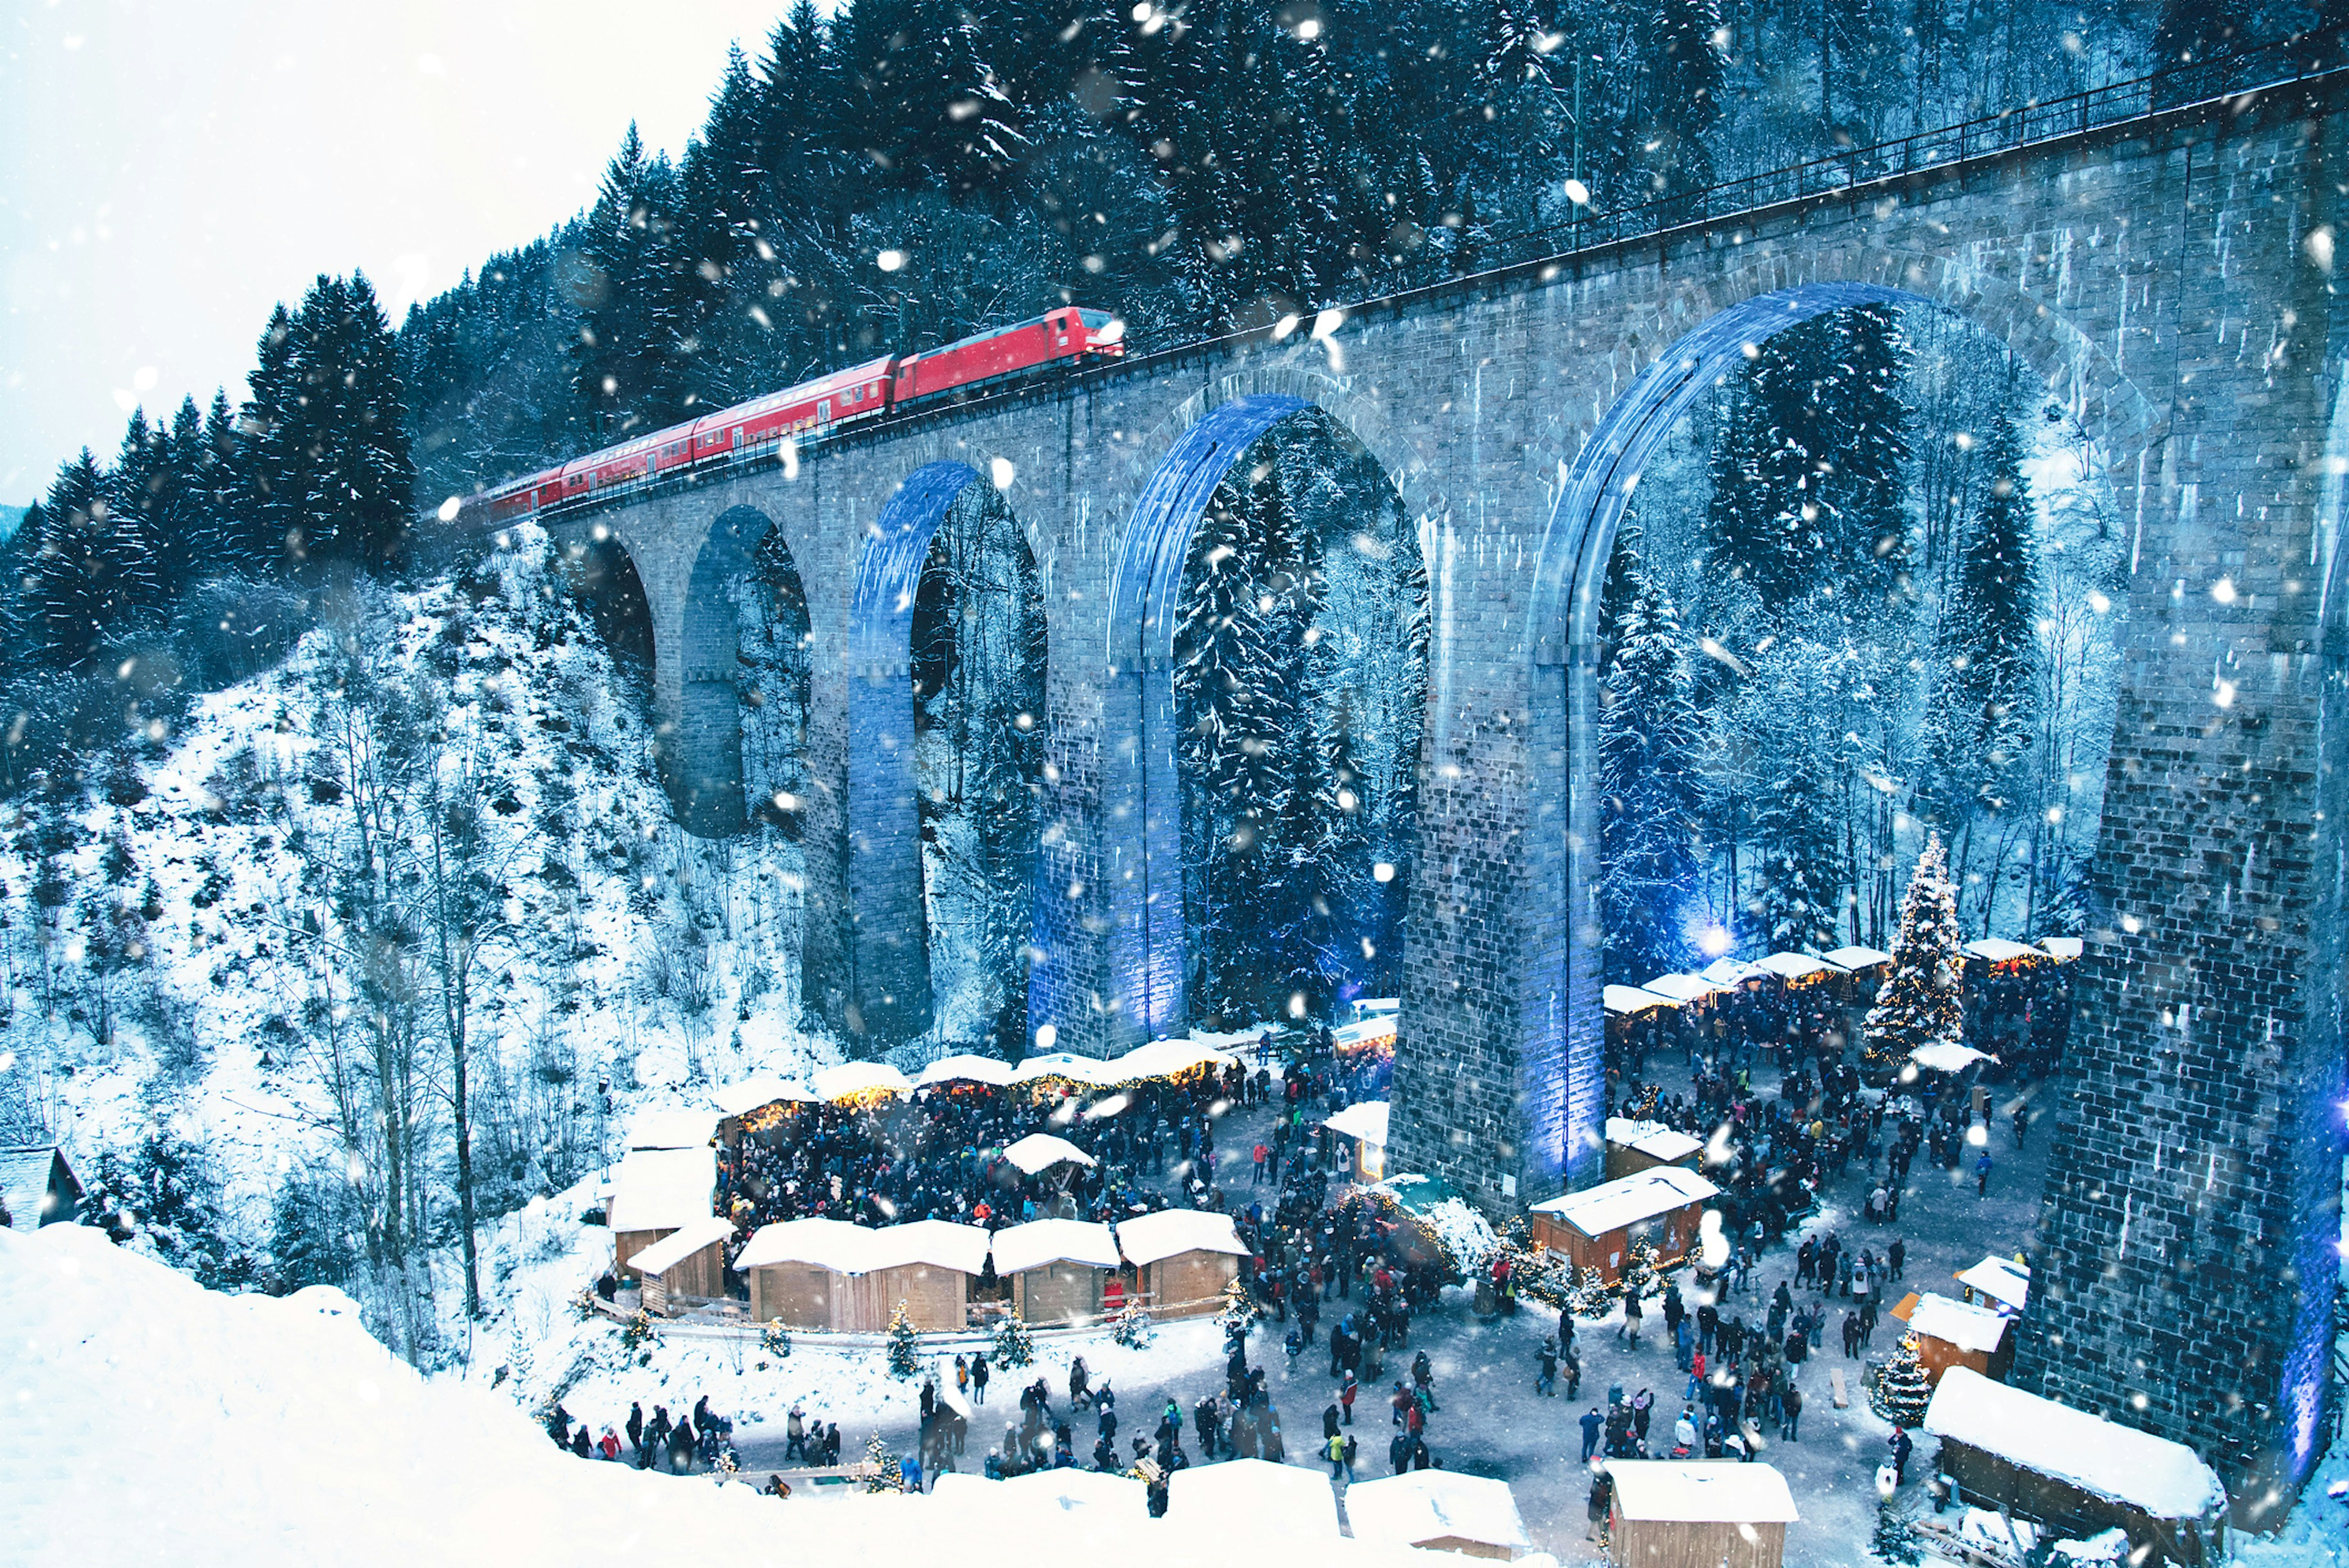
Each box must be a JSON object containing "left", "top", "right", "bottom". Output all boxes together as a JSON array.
[{"left": 480, "top": 306, "right": 1124, "bottom": 524}]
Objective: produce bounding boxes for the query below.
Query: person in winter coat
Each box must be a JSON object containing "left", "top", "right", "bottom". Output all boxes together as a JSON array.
[
  {"left": 1586, "top": 1467, "right": 1613, "bottom": 1543},
  {"left": 627, "top": 1402, "right": 646, "bottom": 1457},
  {"left": 599, "top": 1426, "right": 622, "bottom": 1461},
  {"left": 1976, "top": 1150, "right": 1993, "bottom": 1197},
  {"left": 1673, "top": 1407, "right": 1698, "bottom": 1455},
  {"left": 1579, "top": 1407, "right": 1604, "bottom": 1464},
  {"left": 1780, "top": 1383, "right": 1803, "bottom": 1441},
  {"left": 548, "top": 1405, "right": 573, "bottom": 1448},
  {"left": 1889, "top": 1426, "right": 1914, "bottom": 1484},
  {"left": 1069, "top": 1356, "right": 1091, "bottom": 1410},
  {"left": 971, "top": 1354, "right": 990, "bottom": 1405},
  {"left": 669, "top": 1417, "right": 697, "bottom": 1474},
  {"left": 570, "top": 1425, "right": 592, "bottom": 1458},
  {"left": 1536, "top": 1339, "right": 1559, "bottom": 1396}
]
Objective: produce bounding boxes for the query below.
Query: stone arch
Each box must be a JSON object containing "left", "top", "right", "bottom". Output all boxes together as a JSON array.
[
  {"left": 1518, "top": 271, "right": 2162, "bottom": 1193},
  {"left": 556, "top": 523, "right": 656, "bottom": 686},
  {"left": 674, "top": 503, "right": 808, "bottom": 836}
]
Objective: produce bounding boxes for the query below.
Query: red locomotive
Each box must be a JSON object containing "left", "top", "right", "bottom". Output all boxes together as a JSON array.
[{"left": 480, "top": 306, "right": 1123, "bottom": 525}]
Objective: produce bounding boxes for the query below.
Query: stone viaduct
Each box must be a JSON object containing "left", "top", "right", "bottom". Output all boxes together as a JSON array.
[{"left": 530, "top": 78, "right": 2349, "bottom": 1509}]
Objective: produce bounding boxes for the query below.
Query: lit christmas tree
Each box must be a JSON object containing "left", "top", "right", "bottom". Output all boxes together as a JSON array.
[
  {"left": 1111, "top": 1299, "right": 1155, "bottom": 1348},
  {"left": 1869, "top": 1332, "right": 1934, "bottom": 1426},
  {"left": 1620, "top": 1240, "right": 1661, "bottom": 1304},
  {"left": 861, "top": 1431, "right": 904, "bottom": 1492},
  {"left": 993, "top": 1311, "right": 1034, "bottom": 1369},
  {"left": 1863, "top": 834, "right": 1964, "bottom": 1079},
  {"left": 886, "top": 1300, "right": 921, "bottom": 1380},
  {"left": 1571, "top": 1265, "right": 1615, "bottom": 1319},
  {"left": 1217, "top": 1276, "right": 1259, "bottom": 1342}
]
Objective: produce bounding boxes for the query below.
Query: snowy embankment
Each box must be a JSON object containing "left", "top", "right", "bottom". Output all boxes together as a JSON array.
[{"left": 2, "top": 1221, "right": 1447, "bottom": 1567}]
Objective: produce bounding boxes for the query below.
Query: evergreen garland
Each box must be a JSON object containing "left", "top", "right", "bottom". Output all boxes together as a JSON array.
[{"left": 1863, "top": 834, "right": 1965, "bottom": 1078}]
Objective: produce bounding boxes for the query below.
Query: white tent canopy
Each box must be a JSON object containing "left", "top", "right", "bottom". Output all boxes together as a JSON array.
[
  {"left": 1115, "top": 1209, "right": 1249, "bottom": 1268},
  {"left": 1001, "top": 1133, "right": 1098, "bottom": 1174},
  {"left": 1344, "top": 1470, "right": 1532, "bottom": 1555},
  {"left": 1322, "top": 1101, "right": 1390, "bottom": 1146},
  {"left": 626, "top": 1215, "right": 735, "bottom": 1279},
  {"left": 1641, "top": 972, "right": 1726, "bottom": 1004},
  {"left": 607, "top": 1148, "right": 717, "bottom": 1234},
  {"left": 1166, "top": 1458, "right": 1341, "bottom": 1540},
  {"left": 1529, "top": 1166, "right": 1719, "bottom": 1238},
  {"left": 1603, "top": 984, "right": 1679, "bottom": 1015},
  {"left": 810, "top": 1062, "right": 913, "bottom": 1101},
  {"left": 1925, "top": 1367, "right": 2225, "bottom": 1519},
  {"left": 918, "top": 1054, "right": 1018, "bottom": 1089},
  {"left": 989, "top": 1218, "right": 1121, "bottom": 1275},
  {"left": 1606, "top": 1460, "right": 1799, "bottom": 1524},
  {"left": 1910, "top": 1040, "right": 1993, "bottom": 1074}
]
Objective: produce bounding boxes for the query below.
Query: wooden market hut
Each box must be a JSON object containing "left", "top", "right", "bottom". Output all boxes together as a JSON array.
[
  {"left": 1923, "top": 1368, "right": 2228, "bottom": 1568},
  {"left": 608, "top": 1146, "right": 719, "bottom": 1279},
  {"left": 990, "top": 1217, "right": 1121, "bottom": 1327},
  {"left": 709, "top": 1074, "right": 815, "bottom": 1144},
  {"left": 626, "top": 1106, "right": 720, "bottom": 1152},
  {"left": 2037, "top": 936, "right": 2084, "bottom": 963},
  {"left": 1891, "top": 1291, "right": 2014, "bottom": 1386},
  {"left": 630, "top": 1214, "right": 736, "bottom": 1317},
  {"left": 734, "top": 1217, "right": 990, "bottom": 1332},
  {"left": 1526, "top": 1166, "right": 1719, "bottom": 1284},
  {"left": 1603, "top": 1117, "right": 1704, "bottom": 1182},
  {"left": 1605, "top": 1460, "right": 1798, "bottom": 1568},
  {"left": 1954, "top": 1254, "right": 2030, "bottom": 1315},
  {"left": 1751, "top": 952, "right": 1833, "bottom": 989},
  {"left": 1115, "top": 1208, "right": 1251, "bottom": 1317},
  {"left": 1822, "top": 945, "right": 1893, "bottom": 1005},
  {"left": 1345, "top": 1470, "right": 1533, "bottom": 1559},
  {"left": 0, "top": 1144, "right": 82, "bottom": 1231},
  {"left": 1321, "top": 1100, "right": 1390, "bottom": 1182}
]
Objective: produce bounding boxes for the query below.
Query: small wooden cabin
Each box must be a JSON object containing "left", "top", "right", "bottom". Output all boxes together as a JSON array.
[
  {"left": 1606, "top": 1460, "right": 1798, "bottom": 1568},
  {"left": 1320, "top": 1100, "right": 1390, "bottom": 1183},
  {"left": 631, "top": 1215, "right": 735, "bottom": 1316},
  {"left": 990, "top": 1218, "right": 1121, "bottom": 1327},
  {"left": 1603, "top": 1117, "right": 1704, "bottom": 1182},
  {"left": 735, "top": 1218, "right": 988, "bottom": 1332},
  {"left": 1115, "top": 1208, "right": 1250, "bottom": 1317},
  {"left": 1894, "top": 1292, "right": 2013, "bottom": 1386},
  {"left": 607, "top": 1147, "right": 718, "bottom": 1279},
  {"left": 1526, "top": 1166, "right": 1720, "bottom": 1283},
  {"left": 1345, "top": 1470, "right": 1532, "bottom": 1559},
  {"left": 0, "top": 1145, "right": 83, "bottom": 1231},
  {"left": 1924, "top": 1368, "right": 2227, "bottom": 1568},
  {"left": 1821, "top": 945, "right": 1893, "bottom": 1006}
]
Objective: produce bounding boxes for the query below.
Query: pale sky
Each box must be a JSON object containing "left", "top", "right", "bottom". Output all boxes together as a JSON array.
[{"left": 1, "top": 0, "right": 793, "bottom": 503}]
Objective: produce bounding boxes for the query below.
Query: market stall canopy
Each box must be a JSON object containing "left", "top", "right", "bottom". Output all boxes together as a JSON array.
[
  {"left": 1166, "top": 1457, "right": 1342, "bottom": 1540},
  {"left": 1964, "top": 937, "right": 2046, "bottom": 965},
  {"left": 1605, "top": 1461, "right": 1800, "bottom": 1524},
  {"left": 810, "top": 1062, "right": 913, "bottom": 1101},
  {"left": 2038, "top": 936, "right": 2085, "bottom": 961},
  {"left": 1698, "top": 958, "right": 1757, "bottom": 986},
  {"left": 1344, "top": 1470, "right": 1532, "bottom": 1555},
  {"left": 1603, "top": 983, "right": 1680, "bottom": 1015},
  {"left": 1909, "top": 1040, "right": 1994, "bottom": 1074},
  {"left": 1752, "top": 952, "right": 1830, "bottom": 983},
  {"left": 626, "top": 1107, "right": 719, "bottom": 1150},
  {"left": 1641, "top": 972, "right": 1727, "bottom": 1004},
  {"left": 708, "top": 1074, "right": 815, "bottom": 1118},
  {"left": 989, "top": 1217, "right": 1121, "bottom": 1275},
  {"left": 625, "top": 1215, "right": 735, "bottom": 1280},
  {"left": 1001, "top": 1133, "right": 1099, "bottom": 1174},
  {"left": 1529, "top": 1166, "right": 1720, "bottom": 1238},
  {"left": 607, "top": 1148, "right": 718, "bottom": 1233},
  {"left": 1322, "top": 1101, "right": 1391, "bottom": 1147},
  {"left": 1115, "top": 1208, "right": 1249, "bottom": 1268},
  {"left": 1822, "top": 945, "right": 1894, "bottom": 972},
  {"left": 1102, "top": 1038, "right": 1238, "bottom": 1082},
  {"left": 1605, "top": 1118, "right": 1704, "bottom": 1165},
  {"left": 1010, "top": 1052, "right": 1111, "bottom": 1087},
  {"left": 1955, "top": 1254, "right": 2031, "bottom": 1312},
  {"left": 1906, "top": 1292, "right": 2012, "bottom": 1353},
  {"left": 1333, "top": 1016, "right": 1400, "bottom": 1050},
  {"left": 1924, "top": 1367, "right": 2226, "bottom": 1519},
  {"left": 918, "top": 1054, "right": 1018, "bottom": 1089}
]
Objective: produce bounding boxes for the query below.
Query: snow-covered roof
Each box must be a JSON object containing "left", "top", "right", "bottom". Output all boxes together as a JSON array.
[
  {"left": 1924, "top": 1367, "right": 2226, "bottom": 1519},
  {"left": 1115, "top": 1209, "right": 1249, "bottom": 1267},
  {"left": 1332, "top": 1016, "right": 1399, "bottom": 1048},
  {"left": 1002, "top": 1133, "right": 1097, "bottom": 1174},
  {"left": 1603, "top": 983, "right": 1679, "bottom": 1015},
  {"left": 1906, "top": 1292, "right": 2011, "bottom": 1354},
  {"left": 1604, "top": 1119, "right": 1703, "bottom": 1164},
  {"left": 1698, "top": 958, "right": 1757, "bottom": 986},
  {"left": 1101, "top": 1038, "right": 1238, "bottom": 1081},
  {"left": 1010, "top": 1052, "right": 1110, "bottom": 1087},
  {"left": 1822, "top": 945, "right": 1894, "bottom": 971},
  {"left": 989, "top": 1218, "right": 1121, "bottom": 1275},
  {"left": 626, "top": 1107, "right": 719, "bottom": 1150},
  {"left": 1166, "top": 1458, "right": 1341, "bottom": 1540},
  {"left": 1322, "top": 1101, "right": 1390, "bottom": 1146},
  {"left": 810, "top": 1062, "right": 913, "bottom": 1101},
  {"left": 2038, "top": 936, "right": 2085, "bottom": 961},
  {"left": 732, "top": 1216, "right": 989, "bottom": 1276},
  {"left": 1641, "top": 972, "right": 1727, "bottom": 1003},
  {"left": 1752, "top": 952, "right": 1829, "bottom": 982},
  {"left": 1343, "top": 1470, "right": 1532, "bottom": 1551},
  {"left": 918, "top": 1054, "right": 1017, "bottom": 1089},
  {"left": 993, "top": 1466, "right": 1148, "bottom": 1514},
  {"left": 708, "top": 1074, "right": 814, "bottom": 1117},
  {"left": 1606, "top": 1460, "right": 1799, "bottom": 1523},
  {"left": 1964, "top": 937, "right": 2046, "bottom": 965},
  {"left": 1956, "top": 1255, "right": 2031, "bottom": 1312},
  {"left": 0, "top": 1145, "right": 77, "bottom": 1231},
  {"left": 626, "top": 1215, "right": 735, "bottom": 1279},
  {"left": 1909, "top": 1040, "right": 1992, "bottom": 1074},
  {"left": 1529, "top": 1166, "right": 1720, "bottom": 1237},
  {"left": 607, "top": 1148, "right": 715, "bottom": 1234},
  {"left": 881, "top": 1218, "right": 993, "bottom": 1274}
]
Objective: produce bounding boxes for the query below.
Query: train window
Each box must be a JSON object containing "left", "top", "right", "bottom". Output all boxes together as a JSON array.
[
  {"left": 818, "top": 400, "right": 831, "bottom": 421},
  {"left": 732, "top": 427, "right": 743, "bottom": 449}
]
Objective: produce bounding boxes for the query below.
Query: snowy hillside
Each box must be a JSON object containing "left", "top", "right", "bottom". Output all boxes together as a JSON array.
[{"left": 0, "top": 523, "right": 836, "bottom": 1354}]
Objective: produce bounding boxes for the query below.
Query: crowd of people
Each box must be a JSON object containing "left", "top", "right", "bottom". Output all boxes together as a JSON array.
[{"left": 543, "top": 1393, "right": 745, "bottom": 1475}]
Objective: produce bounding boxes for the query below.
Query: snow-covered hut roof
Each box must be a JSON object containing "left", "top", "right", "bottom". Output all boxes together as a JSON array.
[
  {"left": 1964, "top": 937, "right": 2046, "bottom": 966},
  {"left": 880, "top": 1219, "right": 993, "bottom": 1274},
  {"left": 917, "top": 1054, "right": 1017, "bottom": 1089},
  {"left": 1924, "top": 1367, "right": 2227, "bottom": 1519},
  {"left": 810, "top": 1062, "right": 913, "bottom": 1101},
  {"left": 1010, "top": 1052, "right": 1111, "bottom": 1087},
  {"left": 1528, "top": 1166, "right": 1719, "bottom": 1237},
  {"left": 626, "top": 1215, "right": 735, "bottom": 1279},
  {"left": 1605, "top": 1460, "right": 1800, "bottom": 1523},
  {"left": 1641, "top": 972, "right": 1727, "bottom": 1003},
  {"left": 732, "top": 1217, "right": 990, "bottom": 1276},
  {"left": 1115, "top": 1209, "right": 1249, "bottom": 1268},
  {"left": 1166, "top": 1457, "right": 1341, "bottom": 1540},
  {"left": 1604, "top": 1119, "right": 1703, "bottom": 1164},
  {"left": 1698, "top": 958, "right": 1757, "bottom": 986},
  {"left": 989, "top": 1218, "right": 1120, "bottom": 1275},
  {"left": 1099, "top": 1038, "right": 1237, "bottom": 1082},
  {"left": 1603, "top": 983, "right": 1679, "bottom": 1015},
  {"left": 1321, "top": 1101, "right": 1390, "bottom": 1146},
  {"left": 1002, "top": 1133, "right": 1097, "bottom": 1174},
  {"left": 1752, "top": 952, "right": 1830, "bottom": 982},
  {"left": 1343, "top": 1470, "right": 1532, "bottom": 1553},
  {"left": 1954, "top": 1255, "right": 2031, "bottom": 1312},
  {"left": 708, "top": 1074, "right": 814, "bottom": 1117},
  {"left": 0, "top": 1145, "right": 78, "bottom": 1231},
  {"left": 626, "top": 1107, "right": 719, "bottom": 1150},
  {"left": 2038, "top": 936, "right": 2085, "bottom": 961},
  {"left": 606, "top": 1148, "right": 715, "bottom": 1234},
  {"left": 1906, "top": 1292, "right": 2011, "bottom": 1354},
  {"left": 1332, "top": 1015, "right": 1400, "bottom": 1049},
  {"left": 1909, "top": 1041, "right": 1993, "bottom": 1074},
  {"left": 1822, "top": 944, "right": 1894, "bottom": 972}
]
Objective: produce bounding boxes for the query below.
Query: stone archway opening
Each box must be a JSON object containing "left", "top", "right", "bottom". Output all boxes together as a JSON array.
[
  {"left": 556, "top": 529, "right": 655, "bottom": 698},
  {"left": 738, "top": 528, "right": 811, "bottom": 839}
]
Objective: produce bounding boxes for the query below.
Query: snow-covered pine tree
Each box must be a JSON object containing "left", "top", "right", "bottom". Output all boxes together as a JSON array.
[
  {"left": 1597, "top": 570, "right": 1705, "bottom": 981},
  {"left": 1626, "top": 0, "right": 1726, "bottom": 205},
  {"left": 1736, "top": 638, "right": 1853, "bottom": 954},
  {"left": 24, "top": 448, "right": 159, "bottom": 671},
  {"left": 1862, "top": 833, "right": 1964, "bottom": 1078},
  {"left": 886, "top": 1299, "right": 922, "bottom": 1378},
  {"left": 1868, "top": 1331, "right": 1934, "bottom": 1426},
  {"left": 861, "top": 1431, "right": 904, "bottom": 1492},
  {"left": 573, "top": 123, "right": 691, "bottom": 435}
]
